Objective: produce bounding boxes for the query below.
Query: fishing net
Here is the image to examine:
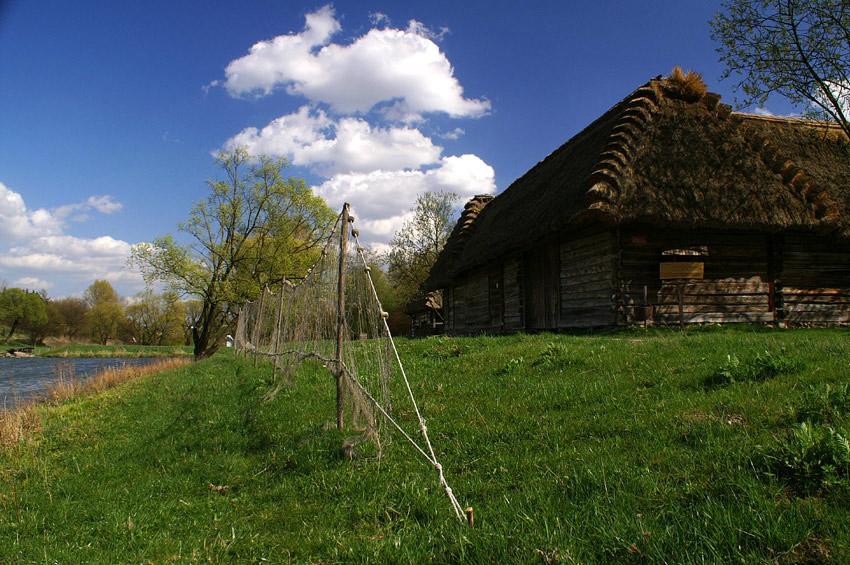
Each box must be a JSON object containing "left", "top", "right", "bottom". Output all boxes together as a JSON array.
[{"left": 234, "top": 204, "right": 465, "bottom": 521}]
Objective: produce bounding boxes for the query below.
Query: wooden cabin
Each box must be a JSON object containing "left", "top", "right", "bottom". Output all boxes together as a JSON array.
[
  {"left": 405, "top": 291, "right": 445, "bottom": 337},
  {"left": 424, "top": 73, "right": 850, "bottom": 334}
]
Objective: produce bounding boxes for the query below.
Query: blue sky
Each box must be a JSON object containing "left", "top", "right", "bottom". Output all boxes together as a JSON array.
[{"left": 0, "top": 1, "right": 797, "bottom": 298}]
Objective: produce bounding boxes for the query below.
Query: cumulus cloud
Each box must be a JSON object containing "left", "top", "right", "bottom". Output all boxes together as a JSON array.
[
  {"left": 217, "top": 6, "right": 497, "bottom": 249},
  {"left": 219, "top": 5, "right": 489, "bottom": 121},
  {"left": 315, "top": 154, "right": 495, "bottom": 242},
  {"left": 0, "top": 182, "right": 64, "bottom": 243},
  {"left": 0, "top": 182, "right": 141, "bottom": 297},
  {"left": 225, "top": 106, "right": 442, "bottom": 175}
]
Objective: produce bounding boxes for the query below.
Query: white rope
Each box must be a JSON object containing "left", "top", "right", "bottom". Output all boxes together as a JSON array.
[{"left": 354, "top": 234, "right": 465, "bottom": 521}]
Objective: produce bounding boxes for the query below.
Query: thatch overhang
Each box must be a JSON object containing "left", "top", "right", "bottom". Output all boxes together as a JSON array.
[{"left": 426, "top": 76, "right": 850, "bottom": 290}]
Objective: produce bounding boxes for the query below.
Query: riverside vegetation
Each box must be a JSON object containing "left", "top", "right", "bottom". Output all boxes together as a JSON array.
[{"left": 0, "top": 326, "right": 848, "bottom": 562}]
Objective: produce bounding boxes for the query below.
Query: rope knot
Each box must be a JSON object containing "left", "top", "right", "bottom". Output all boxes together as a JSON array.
[{"left": 434, "top": 462, "right": 442, "bottom": 472}]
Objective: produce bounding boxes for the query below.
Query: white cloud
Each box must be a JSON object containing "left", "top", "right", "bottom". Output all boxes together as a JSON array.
[
  {"left": 219, "top": 5, "right": 489, "bottom": 120},
  {"left": 217, "top": 6, "right": 496, "bottom": 250},
  {"left": 0, "top": 182, "right": 141, "bottom": 297},
  {"left": 315, "top": 154, "right": 495, "bottom": 242},
  {"left": 225, "top": 106, "right": 442, "bottom": 175},
  {"left": 14, "top": 276, "right": 52, "bottom": 290},
  {"left": 54, "top": 194, "right": 123, "bottom": 220},
  {"left": 0, "top": 181, "right": 64, "bottom": 243}
]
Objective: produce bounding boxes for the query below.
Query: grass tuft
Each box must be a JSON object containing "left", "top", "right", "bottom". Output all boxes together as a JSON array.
[{"left": 664, "top": 65, "right": 708, "bottom": 102}]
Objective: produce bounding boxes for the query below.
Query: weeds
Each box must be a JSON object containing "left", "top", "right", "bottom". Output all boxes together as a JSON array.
[
  {"left": 797, "top": 382, "right": 850, "bottom": 424},
  {"left": 764, "top": 421, "right": 850, "bottom": 495},
  {"left": 705, "top": 349, "right": 800, "bottom": 387},
  {"left": 533, "top": 342, "right": 585, "bottom": 370},
  {"left": 423, "top": 336, "right": 469, "bottom": 359}
]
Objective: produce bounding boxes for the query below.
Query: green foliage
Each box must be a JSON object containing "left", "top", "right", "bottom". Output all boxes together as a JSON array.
[
  {"left": 123, "top": 290, "right": 186, "bottom": 345},
  {"left": 130, "top": 147, "right": 334, "bottom": 358},
  {"left": 766, "top": 422, "right": 850, "bottom": 495},
  {"left": 385, "top": 191, "right": 458, "bottom": 309},
  {"left": 84, "top": 280, "right": 123, "bottom": 345},
  {"left": 0, "top": 287, "right": 48, "bottom": 344},
  {"left": 711, "top": 0, "right": 850, "bottom": 137},
  {"left": 51, "top": 297, "right": 90, "bottom": 340},
  {"left": 705, "top": 349, "right": 800, "bottom": 386}
]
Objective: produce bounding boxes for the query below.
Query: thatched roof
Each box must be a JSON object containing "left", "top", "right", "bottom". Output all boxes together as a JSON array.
[{"left": 425, "top": 75, "right": 850, "bottom": 290}]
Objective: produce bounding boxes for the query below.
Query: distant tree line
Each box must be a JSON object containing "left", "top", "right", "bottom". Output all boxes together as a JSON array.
[
  {"left": 2, "top": 148, "right": 460, "bottom": 350},
  {"left": 0, "top": 279, "right": 201, "bottom": 347}
]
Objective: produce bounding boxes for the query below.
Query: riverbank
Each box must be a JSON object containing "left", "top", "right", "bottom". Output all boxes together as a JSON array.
[
  {"left": 1, "top": 357, "right": 191, "bottom": 448},
  {"left": 35, "top": 344, "right": 193, "bottom": 358},
  {"left": 1, "top": 328, "right": 849, "bottom": 561}
]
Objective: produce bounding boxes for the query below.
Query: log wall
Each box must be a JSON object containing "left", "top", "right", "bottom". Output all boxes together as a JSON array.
[
  {"left": 559, "top": 227, "right": 617, "bottom": 328},
  {"left": 779, "top": 233, "right": 850, "bottom": 325},
  {"left": 444, "top": 225, "right": 850, "bottom": 333},
  {"left": 618, "top": 227, "right": 774, "bottom": 325}
]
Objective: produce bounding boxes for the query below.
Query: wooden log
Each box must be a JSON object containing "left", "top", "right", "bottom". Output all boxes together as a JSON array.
[{"left": 653, "top": 304, "right": 772, "bottom": 314}]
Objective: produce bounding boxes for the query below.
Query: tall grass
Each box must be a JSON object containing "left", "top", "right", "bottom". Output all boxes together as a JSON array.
[
  {"left": 38, "top": 344, "right": 193, "bottom": 358},
  {"left": 1, "top": 358, "right": 190, "bottom": 450}
]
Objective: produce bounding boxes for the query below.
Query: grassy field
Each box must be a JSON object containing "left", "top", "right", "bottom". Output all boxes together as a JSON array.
[
  {"left": 1, "top": 327, "right": 849, "bottom": 562},
  {"left": 35, "top": 344, "right": 193, "bottom": 358}
]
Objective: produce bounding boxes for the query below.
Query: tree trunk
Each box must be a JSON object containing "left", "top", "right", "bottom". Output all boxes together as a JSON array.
[
  {"left": 3, "top": 318, "right": 19, "bottom": 344},
  {"left": 192, "top": 301, "right": 219, "bottom": 360}
]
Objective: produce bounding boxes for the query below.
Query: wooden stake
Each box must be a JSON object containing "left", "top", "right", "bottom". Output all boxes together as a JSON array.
[
  {"left": 252, "top": 285, "right": 267, "bottom": 367},
  {"left": 271, "top": 280, "right": 285, "bottom": 382},
  {"left": 677, "top": 280, "right": 684, "bottom": 330},
  {"left": 465, "top": 507, "right": 474, "bottom": 528},
  {"left": 335, "top": 203, "right": 351, "bottom": 432}
]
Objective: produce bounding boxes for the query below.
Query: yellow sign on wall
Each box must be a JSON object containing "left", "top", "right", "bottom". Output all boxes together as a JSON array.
[{"left": 660, "top": 262, "right": 704, "bottom": 279}]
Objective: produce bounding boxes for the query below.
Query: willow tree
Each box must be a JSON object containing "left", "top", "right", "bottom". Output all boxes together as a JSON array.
[
  {"left": 712, "top": 0, "right": 850, "bottom": 137},
  {"left": 131, "top": 147, "right": 335, "bottom": 359}
]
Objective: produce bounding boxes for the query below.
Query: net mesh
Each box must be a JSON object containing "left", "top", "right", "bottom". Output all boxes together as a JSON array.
[{"left": 234, "top": 205, "right": 464, "bottom": 521}]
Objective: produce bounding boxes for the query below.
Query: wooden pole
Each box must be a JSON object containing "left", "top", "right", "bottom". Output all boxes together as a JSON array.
[
  {"left": 271, "top": 279, "right": 285, "bottom": 382},
  {"left": 677, "top": 280, "right": 684, "bottom": 330},
  {"left": 252, "top": 284, "right": 267, "bottom": 368},
  {"left": 335, "top": 203, "right": 351, "bottom": 431}
]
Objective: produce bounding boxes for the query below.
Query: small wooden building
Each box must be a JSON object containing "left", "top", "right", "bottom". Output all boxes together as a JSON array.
[
  {"left": 424, "top": 74, "right": 850, "bottom": 334},
  {"left": 405, "top": 291, "right": 445, "bottom": 337}
]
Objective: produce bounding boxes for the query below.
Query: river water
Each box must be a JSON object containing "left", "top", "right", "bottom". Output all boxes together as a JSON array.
[{"left": 0, "top": 357, "right": 169, "bottom": 410}]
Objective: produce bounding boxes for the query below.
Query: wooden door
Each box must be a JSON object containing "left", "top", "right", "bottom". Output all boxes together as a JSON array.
[{"left": 525, "top": 242, "right": 560, "bottom": 330}]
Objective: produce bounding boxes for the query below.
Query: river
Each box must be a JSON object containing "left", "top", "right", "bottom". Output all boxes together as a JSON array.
[{"left": 0, "top": 357, "right": 170, "bottom": 410}]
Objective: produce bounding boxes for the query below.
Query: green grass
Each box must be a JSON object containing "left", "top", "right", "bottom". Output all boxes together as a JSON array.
[
  {"left": 35, "top": 344, "right": 193, "bottom": 358},
  {"left": 1, "top": 326, "right": 849, "bottom": 562}
]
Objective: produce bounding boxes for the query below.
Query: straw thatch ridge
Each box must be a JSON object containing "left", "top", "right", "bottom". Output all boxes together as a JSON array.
[{"left": 425, "top": 75, "right": 850, "bottom": 290}]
